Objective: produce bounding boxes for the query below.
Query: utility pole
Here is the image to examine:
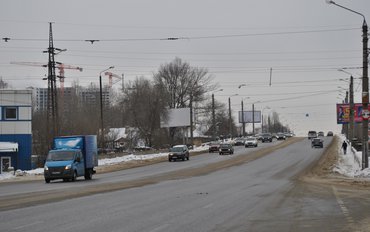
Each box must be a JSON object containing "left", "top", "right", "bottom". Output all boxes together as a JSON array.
[
  {"left": 190, "top": 94, "right": 193, "bottom": 145},
  {"left": 228, "top": 97, "right": 232, "bottom": 138},
  {"left": 252, "top": 103, "right": 255, "bottom": 135},
  {"left": 362, "top": 20, "right": 369, "bottom": 169},
  {"left": 212, "top": 93, "right": 216, "bottom": 140},
  {"left": 241, "top": 100, "right": 245, "bottom": 137},
  {"left": 327, "top": 0, "right": 368, "bottom": 169},
  {"left": 349, "top": 76, "right": 354, "bottom": 142},
  {"left": 44, "top": 22, "right": 65, "bottom": 145}
]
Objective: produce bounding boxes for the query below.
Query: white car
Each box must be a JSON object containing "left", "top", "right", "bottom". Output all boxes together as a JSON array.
[{"left": 245, "top": 137, "right": 258, "bottom": 147}]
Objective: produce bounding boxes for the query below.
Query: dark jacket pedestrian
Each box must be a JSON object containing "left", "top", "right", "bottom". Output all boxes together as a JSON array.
[{"left": 342, "top": 141, "right": 348, "bottom": 154}]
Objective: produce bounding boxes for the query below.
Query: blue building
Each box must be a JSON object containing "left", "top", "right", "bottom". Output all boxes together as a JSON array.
[{"left": 0, "top": 89, "right": 32, "bottom": 173}]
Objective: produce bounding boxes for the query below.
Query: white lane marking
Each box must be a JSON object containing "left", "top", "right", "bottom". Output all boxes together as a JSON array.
[
  {"left": 149, "top": 223, "right": 170, "bottom": 232},
  {"left": 13, "top": 220, "right": 43, "bottom": 230},
  {"left": 203, "top": 203, "right": 214, "bottom": 209},
  {"left": 332, "top": 186, "right": 356, "bottom": 228}
]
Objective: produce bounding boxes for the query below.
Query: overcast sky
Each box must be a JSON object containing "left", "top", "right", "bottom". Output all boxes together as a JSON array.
[{"left": 1, "top": 0, "right": 369, "bottom": 135}]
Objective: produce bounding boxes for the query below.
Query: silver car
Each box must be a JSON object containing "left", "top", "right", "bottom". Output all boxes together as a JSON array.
[{"left": 245, "top": 137, "right": 258, "bottom": 147}]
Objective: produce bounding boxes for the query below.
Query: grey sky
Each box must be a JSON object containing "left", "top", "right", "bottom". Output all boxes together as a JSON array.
[{"left": 1, "top": 0, "right": 369, "bottom": 135}]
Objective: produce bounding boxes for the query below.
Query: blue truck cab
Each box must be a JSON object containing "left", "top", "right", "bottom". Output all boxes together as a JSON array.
[{"left": 44, "top": 135, "right": 98, "bottom": 183}]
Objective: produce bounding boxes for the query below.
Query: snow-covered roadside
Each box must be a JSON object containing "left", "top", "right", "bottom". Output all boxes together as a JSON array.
[
  {"left": 0, "top": 145, "right": 210, "bottom": 181},
  {"left": 333, "top": 134, "right": 370, "bottom": 178}
]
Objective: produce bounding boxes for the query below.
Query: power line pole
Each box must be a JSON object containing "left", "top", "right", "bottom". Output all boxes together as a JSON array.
[
  {"left": 241, "top": 100, "right": 245, "bottom": 137},
  {"left": 362, "top": 20, "right": 368, "bottom": 169},
  {"left": 228, "top": 97, "right": 232, "bottom": 138},
  {"left": 212, "top": 93, "right": 216, "bottom": 140},
  {"left": 252, "top": 103, "right": 255, "bottom": 135},
  {"left": 44, "top": 22, "right": 59, "bottom": 144},
  {"left": 327, "top": 0, "right": 369, "bottom": 169},
  {"left": 349, "top": 76, "right": 354, "bottom": 142}
]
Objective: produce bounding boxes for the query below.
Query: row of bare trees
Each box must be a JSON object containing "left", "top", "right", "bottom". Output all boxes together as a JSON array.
[{"left": 6, "top": 58, "right": 289, "bottom": 157}]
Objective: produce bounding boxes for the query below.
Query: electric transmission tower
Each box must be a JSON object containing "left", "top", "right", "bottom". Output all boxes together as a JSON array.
[{"left": 44, "top": 22, "right": 65, "bottom": 143}]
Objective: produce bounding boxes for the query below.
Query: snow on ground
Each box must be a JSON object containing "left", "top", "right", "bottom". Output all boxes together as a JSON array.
[
  {"left": 333, "top": 134, "right": 370, "bottom": 178},
  {"left": 0, "top": 145, "right": 210, "bottom": 181}
]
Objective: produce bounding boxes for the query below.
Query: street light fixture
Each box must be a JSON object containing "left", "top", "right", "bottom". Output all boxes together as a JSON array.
[
  {"left": 327, "top": 0, "right": 368, "bottom": 169},
  {"left": 99, "top": 66, "right": 114, "bottom": 149}
]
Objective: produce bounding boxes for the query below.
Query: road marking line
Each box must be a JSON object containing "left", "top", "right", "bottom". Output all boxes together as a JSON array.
[
  {"left": 203, "top": 203, "right": 214, "bottom": 209},
  {"left": 332, "top": 186, "right": 356, "bottom": 228},
  {"left": 13, "top": 221, "right": 43, "bottom": 230},
  {"left": 149, "top": 223, "right": 170, "bottom": 232}
]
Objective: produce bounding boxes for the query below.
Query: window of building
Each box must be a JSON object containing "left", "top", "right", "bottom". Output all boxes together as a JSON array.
[{"left": 4, "top": 107, "right": 17, "bottom": 120}]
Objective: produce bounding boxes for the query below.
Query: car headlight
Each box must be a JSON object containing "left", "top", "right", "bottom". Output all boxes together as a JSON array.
[
  {"left": 44, "top": 165, "right": 48, "bottom": 171},
  {"left": 65, "top": 164, "right": 71, "bottom": 170}
]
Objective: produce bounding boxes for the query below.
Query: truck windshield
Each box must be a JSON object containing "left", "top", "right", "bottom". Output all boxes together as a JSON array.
[{"left": 46, "top": 151, "right": 75, "bottom": 161}]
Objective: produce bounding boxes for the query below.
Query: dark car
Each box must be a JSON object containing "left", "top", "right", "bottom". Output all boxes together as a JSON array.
[
  {"left": 168, "top": 145, "right": 190, "bottom": 161},
  {"left": 208, "top": 142, "right": 220, "bottom": 153},
  {"left": 308, "top": 131, "right": 317, "bottom": 140},
  {"left": 327, "top": 131, "right": 334, "bottom": 136},
  {"left": 311, "top": 138, "right": 323, "bottom": 148},
  {"left": 219, "top": 143, "right": 234, "bottom": 155},
  {"left": 318, "top": 131, "right": 324, "bottom": 137},
  {"left": 261, "top": 133, "right": 273, "bottom": 143},
  {"left": 276, "top": 133, "right": 286, "bottom": 140}
]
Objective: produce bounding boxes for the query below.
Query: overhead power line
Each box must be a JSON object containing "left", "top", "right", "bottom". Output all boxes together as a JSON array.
[{"left": 2, "top": 27, "right": 359, "bottom": 43}]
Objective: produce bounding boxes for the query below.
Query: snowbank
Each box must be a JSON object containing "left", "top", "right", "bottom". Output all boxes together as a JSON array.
[{"left": 333, "top": 134, "right": 370, "bottom": 178}]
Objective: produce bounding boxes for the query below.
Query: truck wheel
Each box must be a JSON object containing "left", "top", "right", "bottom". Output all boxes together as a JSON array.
[
  {"left": 45, "top": 178, "right": 50, "bottom": 183},
  {"left": 84, "top": 169, "right": 92, "bottom": 180},
  {"left": 71, "top": 171, "right": 77, "bottom": 182}
]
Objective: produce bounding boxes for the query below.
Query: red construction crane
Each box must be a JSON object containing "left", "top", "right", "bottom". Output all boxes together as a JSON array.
[
  {"left": 104, "top": 71, "right": 121, "bottom": 88},
  {"left": 10, "top": 61, "right": 83, "bottom": 91}
]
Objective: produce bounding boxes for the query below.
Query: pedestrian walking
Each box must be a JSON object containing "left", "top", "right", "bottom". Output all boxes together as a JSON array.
[{"left": 342, "top": 141, "right": 348, "bottom": 154}]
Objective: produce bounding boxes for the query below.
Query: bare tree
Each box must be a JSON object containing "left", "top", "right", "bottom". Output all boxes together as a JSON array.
[
  {"left": 123, "top": 77, "right": 167, "bottom": 147},
  {"left": 153, "top": 57, "right": 216, "bottom": 108},
  {"left": 153, "top": 58, "right": 216, "bottom": 143}
]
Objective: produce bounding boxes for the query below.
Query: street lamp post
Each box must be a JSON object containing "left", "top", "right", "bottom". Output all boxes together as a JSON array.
[
  {"left": 261, "top": 106, "right": 271, "bottom": 133},
  {"left": 338, "top": 72, "right": 355, "bottom": 142},
  {"left": 327, "top": 0, "right": 368, "bottom": 169},
  {"left": 251, "top": 101, "right": 261, "bottom": 135},
  {"left": 212, "top": 89, "right": 223, "bottom": 140},
  {"left": 240, "top": 97, "right": 250, "bottom": 137},
  {"left": 228, "top": 94, "right": 238, "bottom": 139},
  {"left": 241, "top": 100, "right": 245, "bottom": 137},
  {"left": 99, "top": 66, "right": 114, "bottom": 149}
]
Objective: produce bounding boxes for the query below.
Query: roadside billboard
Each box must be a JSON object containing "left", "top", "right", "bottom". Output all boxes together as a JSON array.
[
  {"left": 160, "top": 108, "right": 191, "bottom": 128},
  {"left": 238, "top": 111, "right": 261, "bottom": 123},
  {"left": 336, "top": 103, "right": 368, "bottom": 124}
]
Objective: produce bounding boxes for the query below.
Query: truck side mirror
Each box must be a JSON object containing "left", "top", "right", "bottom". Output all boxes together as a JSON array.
[{"left": 76, "top": 157, "right": 81, "bottom": 163}]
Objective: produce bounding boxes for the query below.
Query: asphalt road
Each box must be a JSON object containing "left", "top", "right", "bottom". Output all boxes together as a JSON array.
[{"left": 1, "top": 137, "right": 370, "bottom": 232}]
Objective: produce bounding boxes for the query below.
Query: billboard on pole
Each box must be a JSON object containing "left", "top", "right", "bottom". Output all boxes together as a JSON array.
[
  {"left": 336, "top": 103, "right": 369, "bottom": 124},
  {"left": 238, "top": 111, "right": 261, "bottom": 123},
  {"left": 160, "top": 108, "right": 191, "bottom": 128}
]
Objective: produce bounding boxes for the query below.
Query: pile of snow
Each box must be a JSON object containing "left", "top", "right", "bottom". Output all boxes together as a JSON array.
[
  {"left": 0, "top": 145, "right": 210, "bottom": 181},
  {"left": 333, "top": 134, "right": 370, "bottom": 178}
]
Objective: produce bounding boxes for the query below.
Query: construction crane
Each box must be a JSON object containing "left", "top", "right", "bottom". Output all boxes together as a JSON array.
[
  {"left": 104, "top": 71, "right": 122, "bottom": 88},
  {"left": 10, "top": 61, "right": 83, "bottom": 91}
]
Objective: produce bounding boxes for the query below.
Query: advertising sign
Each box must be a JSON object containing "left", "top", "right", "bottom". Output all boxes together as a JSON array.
[
  {"left": 336, "top": 103, "right": 369, "bottom": 124},
  {"left": 238, "top": 111, "right": 261, "bottom": 123},
  {"left": 160, "top": 108, "right": 191, "bottom": 128}
]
